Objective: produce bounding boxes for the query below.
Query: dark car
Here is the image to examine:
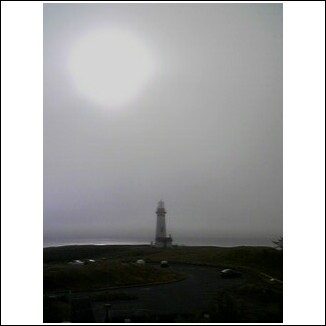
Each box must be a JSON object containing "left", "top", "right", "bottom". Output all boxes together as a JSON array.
[{"left": 220, "top": 268, "right": 242, "bottom": 278}]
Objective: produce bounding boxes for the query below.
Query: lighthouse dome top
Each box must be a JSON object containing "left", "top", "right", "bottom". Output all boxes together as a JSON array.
[{"left": 157, "top": 200, "right": 165, "bottom": 209}]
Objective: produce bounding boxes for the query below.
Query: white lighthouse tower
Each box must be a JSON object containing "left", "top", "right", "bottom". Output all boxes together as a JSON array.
[{"left": 155, "top": 200, "right": 173, "bottom": 248}]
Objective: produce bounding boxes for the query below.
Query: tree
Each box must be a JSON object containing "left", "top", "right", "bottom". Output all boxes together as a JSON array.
[{"left": 272, "top": 236, "right": 283, "bottom": 250}]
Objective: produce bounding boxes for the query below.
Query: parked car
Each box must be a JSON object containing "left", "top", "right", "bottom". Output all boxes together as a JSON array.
[
  {"left": 160, "top": 260, "right": 169, "bottom": 268},
  {"left": 220, "top": 268, "right": 242, "bottom": 278},
  {"left": 68, "top": 259, "right": 84, "bottom": 265},
  {"left": 136, "top": 259, "right": 145, "bottom": 264}
]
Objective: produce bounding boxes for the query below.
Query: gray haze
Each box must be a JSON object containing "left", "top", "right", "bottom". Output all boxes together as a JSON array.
[{"left": 44, "top": 4, "right": 282, "bottom": 246}]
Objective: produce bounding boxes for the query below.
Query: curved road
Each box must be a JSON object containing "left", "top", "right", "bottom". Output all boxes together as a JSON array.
[{"left": 85, "top": 263, "right": 246, "bottom": 322}]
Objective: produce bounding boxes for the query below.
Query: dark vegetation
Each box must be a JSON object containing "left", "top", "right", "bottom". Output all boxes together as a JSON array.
[
  {"left": 272, "top": 236, "right": 283, "bottom": 251},
  {"left": 44, "top": 261, "right": 184, "bottom": 292},
  {"left": 173, "top": 281, "right": 282, "bottom": 323},
  {"left": 44, "top": 295, "right": 70, "bottom": 323},
  {"left": 44, "top": 245, "right": 282, "bottom": 323},
  {"left": 207, "top": 280, "right": 282, "bottom": 323},
  {"left": 44, "top": 244, "right": 282, "bottom": 279}
]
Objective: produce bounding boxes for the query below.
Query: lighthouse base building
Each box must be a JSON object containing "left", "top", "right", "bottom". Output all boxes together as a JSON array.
[{"left": 155, "top": 201, "right": 173, "bottom": 248}]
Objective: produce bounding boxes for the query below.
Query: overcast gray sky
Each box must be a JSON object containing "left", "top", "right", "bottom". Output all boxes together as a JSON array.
[{"left": 43, "top": 3, "right": 282, "bottom": 246}]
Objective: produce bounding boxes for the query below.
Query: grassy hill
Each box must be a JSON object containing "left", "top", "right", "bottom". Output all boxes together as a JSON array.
[
  {"left": 44, "top": 245, "right": 282, "bottom": 322},
  {"left": 44, "top": 244, "right": 282, "bottom": 280},
  {"left": 44, "top": 261, "right": 184, "bottom": 293}
]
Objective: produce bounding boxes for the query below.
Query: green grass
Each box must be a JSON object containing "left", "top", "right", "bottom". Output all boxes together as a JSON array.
[
  {"left": 44, "top": 244, "right": 282, "bottom": 280},
  {"left": 43, "top": 296, "right": 70, "bottom": 323},
  {"left": 44, "top": 245, "right": 282, "bottom": 323},
  {"left": 44, "top": 261, "right": 185, "bottom": 293},
  {"left": 209, "top": 281, "right": 283, "bottom": 323},
  {"left": 44, "top": 244, "right": 282, "bottom": 297},
  {"left": 138, "top": 246, "right": 282, "bottom": 278},
  {"left": 170, "top": 281, "right": 282, "bottom": 323}
]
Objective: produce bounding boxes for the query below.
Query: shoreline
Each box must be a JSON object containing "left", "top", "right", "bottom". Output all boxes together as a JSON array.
[{"left": 43, "top": 243, "right": 275, "bottom": 249}]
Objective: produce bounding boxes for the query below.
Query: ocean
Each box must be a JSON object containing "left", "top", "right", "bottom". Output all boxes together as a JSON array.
[{"left": 43, "top": 236, "right": 275, "bottom": 248}]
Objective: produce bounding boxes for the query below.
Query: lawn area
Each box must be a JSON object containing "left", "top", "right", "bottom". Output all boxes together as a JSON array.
[
  {"left": 44, "top": 244, "right": 283, "bottom": 280},
  {"left": 44, "top": 260, "right": 185, "bottom": 293},
  {"left": 44, "top": 245, "right": 283, "bottom": 323}
]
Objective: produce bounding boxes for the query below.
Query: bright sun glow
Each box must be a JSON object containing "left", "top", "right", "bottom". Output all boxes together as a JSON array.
[{"left": 68, "top": 28, "right": 156, "bottom": 108}]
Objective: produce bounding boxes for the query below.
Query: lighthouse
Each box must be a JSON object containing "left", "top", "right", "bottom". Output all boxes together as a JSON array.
[{"left": 155, "top": 200, "right": 173, "bottom": 248}]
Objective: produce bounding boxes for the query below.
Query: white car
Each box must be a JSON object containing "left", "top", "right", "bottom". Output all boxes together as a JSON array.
[
  {"left": 68, "top": 259, "right": 84, "bottom": 265},
  {"left": 160, "top": 261, "right": 169, "bottom": 268},
  {"left": 220, "top": 268, "right": 242, "bottom": 278}
]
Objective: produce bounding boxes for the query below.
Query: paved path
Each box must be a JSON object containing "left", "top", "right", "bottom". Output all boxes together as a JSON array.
[
  {"left": 71, "top": 297, "right": 95, "bottom": 322},
  {"left": 88, "top": 263, "right": 246, "bottom": 322}
]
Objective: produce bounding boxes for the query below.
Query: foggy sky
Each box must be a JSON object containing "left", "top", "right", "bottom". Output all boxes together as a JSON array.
[{"left": 44, "top": 3, "right": 282, "bottom": 245}]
